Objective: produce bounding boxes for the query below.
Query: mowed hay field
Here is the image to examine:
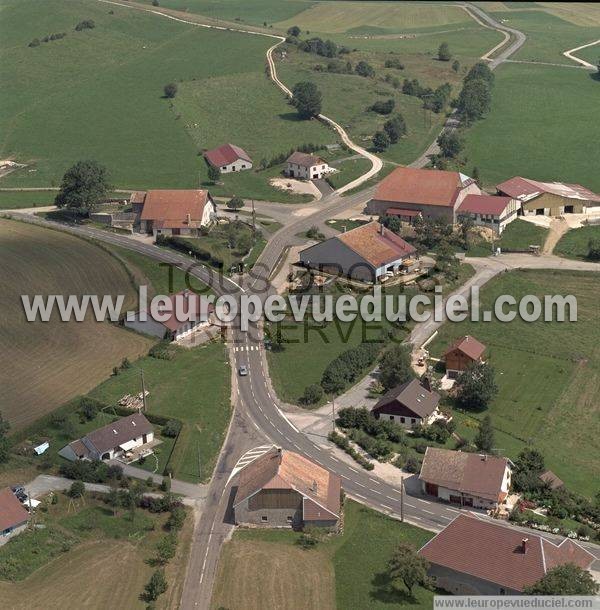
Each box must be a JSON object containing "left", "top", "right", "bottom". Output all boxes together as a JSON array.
[
  {"left": 0, "top": 0, "right": 329, "bottom": 194},
  {"left": 0, "top": 219, "right": 152, "bottom": 429},
  {"left": 211, "top": 501, "right": 435, "bottom": 610},
  {"left": 463, "top": 63, "right": 600, "bottom": 192},
  {"left": 429, "top": 269, "right": 600, "bottom": 497}
]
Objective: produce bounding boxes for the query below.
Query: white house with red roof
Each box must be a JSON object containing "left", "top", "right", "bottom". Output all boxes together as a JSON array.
[
  {"left": 419, "top": 514, "right": 595, "bottom": 594},
  {"left": 496, "top": 176, "right": 600, "bottom": 216},
  {"left": 366, "top": 167, "right": 481, "bottom": 223},
  {"left": 204, "top": 143, "right": 252, "bottom": 173},
  {"left": 124, "top": 289, "right": 213, "bottom": 341},
  {"left": 136, "top": 189, "right": 216, "bottom": 237},
  {"left": 285, "top": 151, "right": 331, "bottom": 180},
  {"left": 457, "top": 193, "right": 520, "bottom": 234}
]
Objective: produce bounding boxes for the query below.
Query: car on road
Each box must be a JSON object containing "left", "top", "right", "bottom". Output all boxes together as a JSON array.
[{"left": 238, "top": 365, "right": 248, "bottom": 376}]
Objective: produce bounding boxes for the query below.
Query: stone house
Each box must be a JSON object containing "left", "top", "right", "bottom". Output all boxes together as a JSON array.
[
  {"left": 233, "top": 447, "right": 342, "bottom": 530},
  {"left": 285, "top": 152, "right": 331, "bottom": 180}
]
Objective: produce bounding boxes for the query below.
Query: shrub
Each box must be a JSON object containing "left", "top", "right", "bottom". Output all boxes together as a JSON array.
[
  {"left": 163, "top": 83, "right": 178, "bottom": 99},
  {"left": 149, "top": 341, "right": 175, "bottom": 360},
  {"left": 166, "top": 506, "right": 186, "bottom": 531},
  {"left": 300, "top": 384, "right": 323, "bottom": 405},
  {"left": 404, "top": 456, "right": 421, "bottom": 473},
  {"left": 372, "top": 130, "right": 390, "bottom": 152},
  {"left": 78, "top": 396, "right": 104, "bottom": 421},
  {"left": 383, "top": 114, "right": 407, "bottom": 143},
  {"left": 587, "top": 238, "right": 600, "bottom": 260},
  {"left": 226, "top": 196, "right": 244, "bottom": 210},
  {"left": 68, "top": 480, "right": 85, "bottom": 498},
  {"left": 370, "top": 99, "right": 395, "bottom": 115},
  {"left": 355, "top": 60, "right": 375, "bottom": 77},
  {"left": 162, "top": 419, "right": 181, "bottom": 438},
  {"left": 75, "top": 20, "right": 95, "bottom": 31},
  {"left": 28, "top": 38, "right": 40, "bottom": 48},
  {"left": 384, "top": 58, "right": 404, "bottom": 70}
]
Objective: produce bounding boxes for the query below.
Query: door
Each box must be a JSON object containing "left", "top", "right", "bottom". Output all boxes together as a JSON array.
[
  {"left": 463, "top": 496, "right": 473, "bottom": 507},
  {"left": 142, "top": 434, "right": 148, "bottom": 444},
  {"left": 425, "top": 482, "right": 439, "bottom": 497}
]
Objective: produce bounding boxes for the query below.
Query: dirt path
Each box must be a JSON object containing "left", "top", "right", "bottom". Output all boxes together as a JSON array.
[
  {"left": 542, "top": 218, "right": 571, "bottom": 255},
  {"left": 563, "top": 39, "right": 600, "bottom": 70}
]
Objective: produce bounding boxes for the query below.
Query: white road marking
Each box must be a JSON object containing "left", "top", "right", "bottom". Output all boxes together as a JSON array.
[
  {"left": 354, "top": 493, "right": 367, "bottom": 500},
  {"left": 423, "top": 509, "right": 435, "bottom": 515},
  {"left": 439, "top": 515, "right": 452, "bottom": 520}
]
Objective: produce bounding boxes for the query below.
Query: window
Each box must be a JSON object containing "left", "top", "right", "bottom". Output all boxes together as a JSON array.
[
  {"left": 286, "top": 516, "right": 293, "bottom": 523},
  {"left": 389, "top": 415, "right": 394, "bottom": 421},
  {"left": 400, "top": 417, "right": 405, "bottom": 423},
  {"left": 241, "top": 164, "right": 246, "bottom": 169},
  {"left": 261, "top": 515, "right": 268, "bottom": 522},
  {"left": 222, "top": 166, "right": 226, "bottom": 170}
]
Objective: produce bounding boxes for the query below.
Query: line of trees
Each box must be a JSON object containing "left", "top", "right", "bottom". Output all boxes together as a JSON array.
[{"left": 456, "top": 61, "right": 495, "bottom": 122}]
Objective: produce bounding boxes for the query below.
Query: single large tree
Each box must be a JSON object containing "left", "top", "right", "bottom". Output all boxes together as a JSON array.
[
  {"left": 524, "top": 563, "right": 599, "bottom": 595},
  {"left": 387, "top": 542, "right": 431, "bottom": 595},
  {"left": 291, "top": 81, "right": 322, "bottom": 119},
  {"left": 474, "top": 414, "right": 495, "bottom": 452},
  {"left": 372, "top": 130, "right": 390, "bottom": 152},
  {"left": 378, "top": 345, "right": 413, "bottom": 391},
  {"left": 55, "top": 160, "right": 110, "bottom": 213},
  {"left": 207, "top": 164, "right": 221, "bottom": 184},
  {"left": 457, "top": 78, "right": 492, "bottom": 121},
  {"left": 437, "top": 131, "right": 463, "bottom": 158},
  {"left": 438, "top": 42, "right": 451, "bottom": 61},
  {"left": 144, "top": 569, "right": 168, "bottom": 601},
  {"left": 226, "top": 196, "right": 245, "bottom": 211},
  {"left": 455, "top": 361, "right": 498, "bottom": 411},
  {"left": 383, "top": 114, "right": 407, "bottom": 143}
]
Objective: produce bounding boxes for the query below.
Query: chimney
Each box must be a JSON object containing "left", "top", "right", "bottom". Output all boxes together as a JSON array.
[
  {"left": 380, "top": 223, "right": 385, "bottom": 236},
  {"left": 186, "top": 213, "right": 191, "bottom": 225},
  {"left": 482, "top": 454, "right": 488, "bottom": 461},
  {"left": 521, "top": 538, "right": 528, "bottom": 553},
  {"left": 421, "top": 376, "right": 432, "bottom": 392}
]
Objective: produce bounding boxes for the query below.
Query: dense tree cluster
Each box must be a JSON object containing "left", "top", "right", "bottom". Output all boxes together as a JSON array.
[
  {"left": 456, "top": 62, "right": 494, "bottom": 122},
  {"left": 55, "top": 160, "right": 110, "bottom": 213},
  {"left": 321, "top": 341, "right": 381, "bottom": 393},
  {"left": 354, "top": 60, "right": 375, "bottom": 77},
  {"left": 370, "top": 98, "right": 395, "bottom": 115},
  {"left": 378, "top": 344, "right": 413, "bottom": 391}
]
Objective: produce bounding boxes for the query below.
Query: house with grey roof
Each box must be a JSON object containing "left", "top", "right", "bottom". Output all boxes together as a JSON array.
[
  {"left": 371, "top": 378, "right": 442, "bottom": 428},
  {"left": 285, "top": 151, "right": 331, "bottom": 180},
  {"left": 59, "top": 413, "right": 154, "bottom": 462}
]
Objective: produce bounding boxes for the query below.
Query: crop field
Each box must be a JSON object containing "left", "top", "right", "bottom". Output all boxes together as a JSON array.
[
  {"left": 555, "top": 225, "right": 600, "bottom": 260},
  {"left": 0, "top": 493, "right": 191, "bottom": 609},
  {"left": 276, "top": 3, "right": 474, "bottom": 34},
  {"left": 463, "top": 63, "right": 600, "bottom": 192},
  {"left": 0, "top": 218, "right": 153, "bottom": 429},
  {"left": 89, "top": 343, "right": 231, "bottom": 483},
  {"left": 211, "top": 501, "right": 435, "bottom": 610},
  {"left": 0, "top": 0, "right": 330, "bottom": 201},
  {"left": 429, "top": 269, "right": 600, "bottom": 497}
]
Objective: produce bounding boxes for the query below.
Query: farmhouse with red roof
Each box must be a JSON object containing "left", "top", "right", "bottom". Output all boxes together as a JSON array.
[
  {"left": 204, "top": 143, "right": 252, "bottom": 174},
  {"left": 233, "top": 447, "right": 342, "bottom": 529},
  {"left": 496, "top": 176, "right": 600, "bottom": 216},
  {"left": 419, "top": 514, "right": 595, "bottom": 594},
  {"left": 419, "top": 447, "right": 512, "bottom": 510},
  {"left": 136, "top": 189, "right": 216, "bottom": 238},
  {"left": 444, "top": 335, "right": 486, "bottom": 378},
  {"left": 366, "top": 167, "right": 481, "bottom": 222},
  {"left": 457, "top": 194, "right": 520, "bottom": 234},
  {"left": 299, "top": 221, "right": 417, "bottom": 283}
]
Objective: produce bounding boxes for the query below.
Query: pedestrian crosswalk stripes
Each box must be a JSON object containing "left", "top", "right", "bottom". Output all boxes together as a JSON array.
[{"left": 232, "top": 345, "right": 261, "bottom": 352}]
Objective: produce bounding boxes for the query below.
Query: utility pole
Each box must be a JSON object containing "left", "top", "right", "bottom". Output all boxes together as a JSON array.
[
  {"left": 197, "top": 442, "right": 201, "bottom": 481},
  {"left": 331, "top": 395, "right": 335, "bottom": 432},
  {"left": 140, "top": 369, "right": 147, "bottom": 413},
  {"left": 251, "top": 199, "right": 256, "bottom": 234},
  {"left": 400, "top": 478, "right": 404, "bottom": 522}
]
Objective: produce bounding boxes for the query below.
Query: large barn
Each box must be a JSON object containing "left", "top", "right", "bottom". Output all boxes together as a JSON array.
[
  {"left": 366, "top": 167, "right": 481, "bottom": 223},
  {"left": 299, "top": 221, "right": 417, "bottom": 283},
  {"left": 496, "top": 176, "right": 600, "bottom": 216}
]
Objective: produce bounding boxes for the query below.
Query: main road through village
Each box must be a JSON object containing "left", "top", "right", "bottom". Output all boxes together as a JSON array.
[{"left": 5, "top": 3, "right": 600, "bottom": 608}]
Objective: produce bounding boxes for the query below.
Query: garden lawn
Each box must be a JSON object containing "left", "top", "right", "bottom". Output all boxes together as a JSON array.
[
  {"left": 555, "top": 225, "right": 600, "bottom": 261},
  {"left": 89, "top": 343, "right": 231, "bottom": 483},
  {"left": 428, "top": 269, "right": 600, "bottom": 497},
  {"left": 498, "top": 219, "right": 548, "bottom": 251},
  {"left": 211, "top": 500, "right": 435, "bottom": 610},
  {"left": 266, "top": 318, "right": 386, "bottom": 405},
  {"left": 327, "top": 157, "right": 373, "bottom": 190},
  {"left": 462, "top": 63, "right": 600, "bottom": 192}
]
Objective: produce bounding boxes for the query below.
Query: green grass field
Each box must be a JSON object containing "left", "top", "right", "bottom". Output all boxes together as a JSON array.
[
  {"left": 327, "top": 157, "right": 374, "bottom": 190},
  {"left": 554, "top": 224, "right": 600, "bottom": 260},
  {"left": 89, "top": 343, "right": 231, "bottom": 483},
  {"left": 429, "top": 269, "right": 600, "bottom": 497},
  {"left": 463, "top": 63, "right": 600, "bottom": 192},
  {"left": 0, "top": 218, "right": 153, "bottom": 430},
  {"left": 212, "top": 500, "right": 435, "bottom": 610},
  {"left": 0, "top": 0, "right": 331, "bottom": 201},
  {"left": 498, "top": 218, "right": 548, "bottom": 251}
]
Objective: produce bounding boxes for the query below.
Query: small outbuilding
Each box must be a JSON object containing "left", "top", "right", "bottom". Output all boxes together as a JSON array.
[
  {"left": 0, "top": 487, "right": 29, "bottom": 545},
  {"left": 443, "top": 335, "right": 486, "bottom": 379},
  {"left": 285, "top": 152, "right": 331, "bottom": 180},
  {"left": 371, "top": 378, "right": 441, "bottom": 428},
  {"left": 204, "top": 143, "right": 252, "bottom": 174},
  {"left": 538, "top": 469, "right": 564, "bottom": 490}
]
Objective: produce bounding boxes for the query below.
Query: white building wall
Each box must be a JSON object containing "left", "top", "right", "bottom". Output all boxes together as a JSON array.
[{"left": 219, "top": 159, "right": 252, "bottom": 174}]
